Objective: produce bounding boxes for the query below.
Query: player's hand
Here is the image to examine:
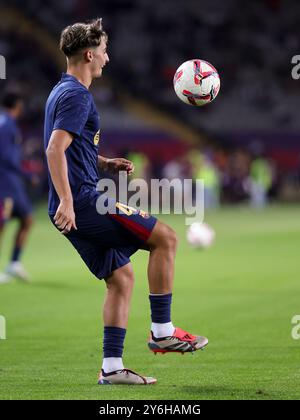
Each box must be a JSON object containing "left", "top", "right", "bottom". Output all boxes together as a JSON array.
[
  {"left": 54, "top": 198, "right": 77, "bottom": 235},
  {"left": 106, "top": 158, "right": 135, "bottom": 175}
]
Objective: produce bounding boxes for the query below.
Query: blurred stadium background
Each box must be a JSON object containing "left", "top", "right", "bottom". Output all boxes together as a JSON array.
[
  {"left": 1, "top": 0, "right": 300, "bottom": 205},
  {"left": 0, "top": 0, "right": 300, "bottom": 400}
]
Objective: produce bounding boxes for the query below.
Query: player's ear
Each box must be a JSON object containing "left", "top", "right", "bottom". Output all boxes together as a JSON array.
[{"left": 85, "top": 49, "right": 93, "bottom": 63}]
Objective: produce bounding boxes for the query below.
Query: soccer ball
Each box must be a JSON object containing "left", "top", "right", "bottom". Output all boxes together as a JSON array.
[
  {"left": 173, "top": 59, "right": 220, "bottom": 106},
  {"left": 187, "top": 223, "right": 215, "bottom": 249}
]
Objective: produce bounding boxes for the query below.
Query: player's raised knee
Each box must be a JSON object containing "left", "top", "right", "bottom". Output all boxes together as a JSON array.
[{"left": 148, "top": 221, "right": 178, "bottom": 251}]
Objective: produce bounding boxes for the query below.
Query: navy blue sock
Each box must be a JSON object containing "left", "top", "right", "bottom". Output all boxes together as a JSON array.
[
  {"left": 103, "top": 326, "right": 126, "bottom": 358},
  {"left": 149, "top": 293, "right": 172, "bottom": 323},
  {"left": 11, "top": 246, "right": 22, "bottom": 262}
]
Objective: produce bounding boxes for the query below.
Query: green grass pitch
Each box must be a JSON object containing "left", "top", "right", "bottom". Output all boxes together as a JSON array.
[{"left": 0, "top": 204, "right": 299, "bottom": 400}]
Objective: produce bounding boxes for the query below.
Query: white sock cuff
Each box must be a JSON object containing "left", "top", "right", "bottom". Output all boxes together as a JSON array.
[
  {"left": 151, "top": 321, "right": 175, "bottom": 338},
  {"left": 102, "top": 357, "right": 124, "bottom": 373}
]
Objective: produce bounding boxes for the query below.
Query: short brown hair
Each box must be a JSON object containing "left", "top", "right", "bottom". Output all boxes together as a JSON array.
[{"left": 60, "top": 18, "right": 107, "bottom": 57}]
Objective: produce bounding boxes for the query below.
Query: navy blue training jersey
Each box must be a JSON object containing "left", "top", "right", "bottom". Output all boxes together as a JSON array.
[
  {"left": 0, "top": 111, "right": 23, "bottom": 199},
  {"left": 44, "top": 73, "right": 101, "bottom": 215}
]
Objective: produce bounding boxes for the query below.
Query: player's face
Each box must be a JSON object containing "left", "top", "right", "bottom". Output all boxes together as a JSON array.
[{"left": 91, "top": 39, "right": 109, "bottom": 78}]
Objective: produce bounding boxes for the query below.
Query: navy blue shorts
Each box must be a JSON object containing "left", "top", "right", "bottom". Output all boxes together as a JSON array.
[
  {"left": 0, "top": 191, "right": 32, "bottom": 227},
  {"left": 50, "top": 192, "right": 157, "bottom": 280}
]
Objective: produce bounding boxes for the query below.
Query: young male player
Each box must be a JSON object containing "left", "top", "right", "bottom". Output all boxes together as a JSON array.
[
  {"left": 0, "top": 92, "right": 33, "bottom": 284},
  {"left": 44, "top": 19, "right": 208, "bottom": 385}
]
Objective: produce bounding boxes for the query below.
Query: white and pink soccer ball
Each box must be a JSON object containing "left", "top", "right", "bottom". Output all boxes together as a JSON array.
[
  {"left": 173, "top": 59, "right": 220, "bottom": 106},
  {"left": 187, "top": 223, "right": 215, "bottom": 249}
]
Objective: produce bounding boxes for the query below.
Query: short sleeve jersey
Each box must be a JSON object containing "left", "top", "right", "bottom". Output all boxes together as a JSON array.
[{"left": 44, "top": 73, "right": 101, "bottom": 214}]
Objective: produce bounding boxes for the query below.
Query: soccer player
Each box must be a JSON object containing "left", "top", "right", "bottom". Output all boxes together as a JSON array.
[
  {"left": 0, "top": 92, "right": 33, "bottom": 284},
  {"left": 44, "top": 19, "right": 208, "bottom": 385}
]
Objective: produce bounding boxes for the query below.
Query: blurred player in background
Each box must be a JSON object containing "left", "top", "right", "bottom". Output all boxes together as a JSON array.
[
  {"left": 0, "top": 92, "right": 33, "bottom": 284},
  {"left": 44, "top": 18, "right": 208, "bottom": 386}
]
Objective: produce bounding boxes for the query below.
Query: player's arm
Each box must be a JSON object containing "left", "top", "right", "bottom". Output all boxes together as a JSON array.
[
  {"left": 46, "top": 129, "right": 77, "bottom": 234},
  {"left": 98, "top": 155, "right": 134, "bottom": 175}
]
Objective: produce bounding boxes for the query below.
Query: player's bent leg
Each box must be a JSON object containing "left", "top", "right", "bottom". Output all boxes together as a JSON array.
[
  {"left": 146, "top": 221, "right": 208, "bottom": 355},
  {"left": 146, "top": 221, "right": 177, "bottom": 336},
  {"left": 99, "top": 263, "right": 157, "bottom": 385},
  {"left": 146, "top": 220, "right": 178, "bottom": 294}
]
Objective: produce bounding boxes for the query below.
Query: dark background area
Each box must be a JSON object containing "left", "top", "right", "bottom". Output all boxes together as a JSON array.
[{"left": 1, "top": 0, "right": 300, "bottom": 205}]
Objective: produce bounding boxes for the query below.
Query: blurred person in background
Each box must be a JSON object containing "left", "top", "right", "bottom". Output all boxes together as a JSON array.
[
  {"left": 197, "top": 154, "right": 220, "bottom": 209},
  {"left": 126, "top": 151, "right": 150, "bottom": 181},
  {"left": 222, "top": 149, "right": 251, "bottom": 203},
  {"left": 249, "top": 155, "right": 273, "bottom": 208},
  {"left": 0, "top": 92, "right": 34, "bottom": 284},
  {"left": 162, "top": 156, "right": 187, "bottom": 212},
  {"left": 126, "top": 151, "right": 151, "bottom": 210},
  {"left": 188, "top": 149, "right": 220, "bottom": 209}
]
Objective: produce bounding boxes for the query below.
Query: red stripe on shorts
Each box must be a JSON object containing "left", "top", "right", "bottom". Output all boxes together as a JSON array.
[{"left": 109, "top": 213, "right": 151, "bottom": 242}]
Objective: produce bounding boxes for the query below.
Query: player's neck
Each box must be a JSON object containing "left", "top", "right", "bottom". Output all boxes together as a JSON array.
[{"left": 66, "top": 66, "right": 92, "bottom": 89}]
